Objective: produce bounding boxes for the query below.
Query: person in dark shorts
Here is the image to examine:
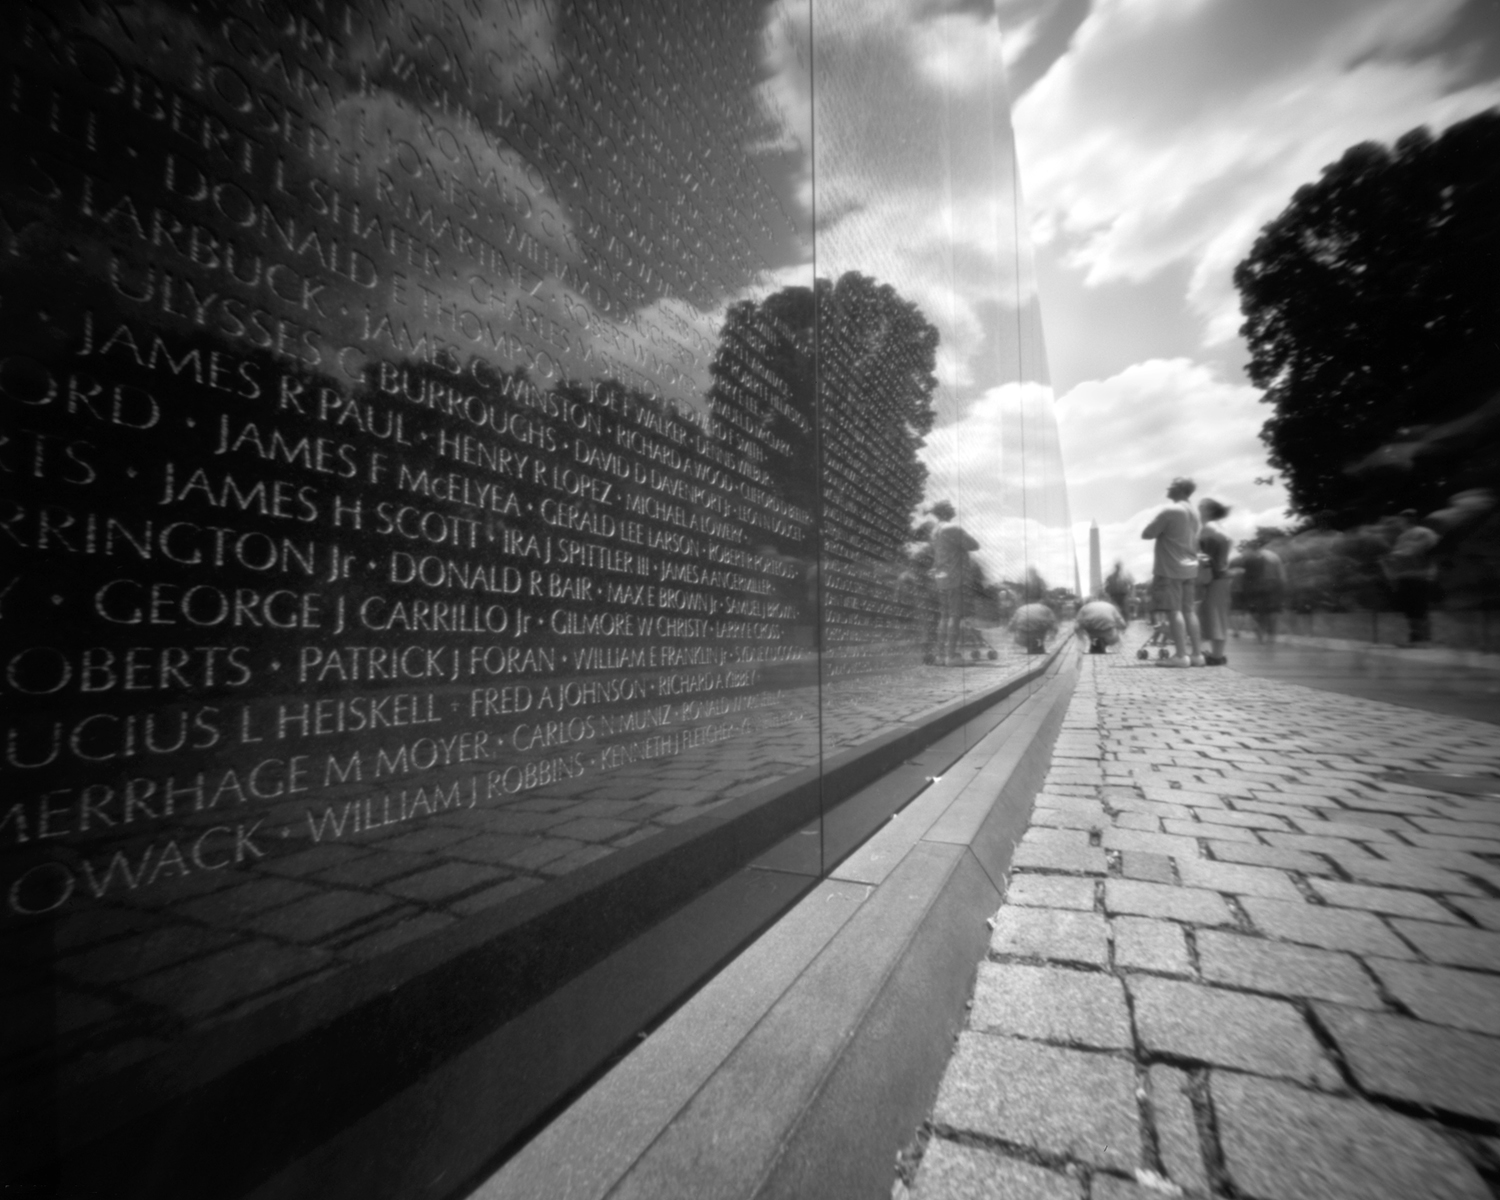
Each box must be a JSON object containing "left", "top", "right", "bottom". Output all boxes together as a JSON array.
[{"left": 1197, "top": 498, "right": 1232, "bottom": 664}]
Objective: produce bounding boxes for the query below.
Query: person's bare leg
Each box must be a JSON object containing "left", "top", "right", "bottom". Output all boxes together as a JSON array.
[
  {"left": 1185, "top": 609, "right": 1203, "bottom": 659},
  {"left": 1170, "top": 608, "right": 1188, "bottom": 658}
]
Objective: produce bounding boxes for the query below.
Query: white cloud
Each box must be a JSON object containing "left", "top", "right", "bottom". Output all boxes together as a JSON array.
[
  {"left": 1054, "top": 357, "right": 1290, "bottom": 575},
  {"left": 1015, "top": 0, "right": 1500, "bottom": 344}
]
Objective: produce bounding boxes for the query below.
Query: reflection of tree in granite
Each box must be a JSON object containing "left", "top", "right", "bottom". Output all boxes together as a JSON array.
[
  {"left": 818, "top": 273, "right": 942, "bottom": 681},
  {"left": 709, "top": 273, "right": 941, "bottom": 683}
]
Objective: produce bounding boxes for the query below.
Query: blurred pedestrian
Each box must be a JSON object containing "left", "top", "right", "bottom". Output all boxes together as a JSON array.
[
  {"left": 1234, "top": 542, "right": 1285, "bottom": 641},
  {"left": 1381, "top": 509, "right": 1441, "bottom": 645},
  {"left": 928, "top": 500, "right": 979, "bottom": 664},
  {"left": 1141, "top": 477, "right": 1204, "bottom": 667},
  {"left": 1197, "top": 498, "right": 1232, "bottom": 665},
  {"left": 1104, "top": 561, "right": 1134, "bottom": 621}
]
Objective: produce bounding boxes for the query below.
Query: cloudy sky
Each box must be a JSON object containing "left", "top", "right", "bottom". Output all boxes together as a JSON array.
[{"left": 998, "top": 0, "right": 1500, "bottom": 582}]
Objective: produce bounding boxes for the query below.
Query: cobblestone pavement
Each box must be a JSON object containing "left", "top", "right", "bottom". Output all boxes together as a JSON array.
[{"left": 900, "top": 628, "right": 1500, "bottom": 1200}]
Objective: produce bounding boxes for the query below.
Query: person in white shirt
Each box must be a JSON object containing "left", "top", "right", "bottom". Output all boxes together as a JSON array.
[{"left": 1141, "top": 477, "right": 1204, "bottom": 667}]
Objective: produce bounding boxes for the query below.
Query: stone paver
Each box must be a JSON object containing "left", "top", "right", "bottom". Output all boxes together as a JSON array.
[
  {"left": 1173, "top": 856, "right": 1303, "bottom": 901},
  {"left": 1239, "top": 895, "right": 1416, "bottom": 959},
  {"left": 1317, "top": 1003, "right": 1500, "bottom": 1122},
  {"left": 1450, "top": 894, "right": 1500, "bottom": 930},
  {"left": 1111, "top": 916, "right": 1191, "bottom": 975},
  {"left": 1129, "top": 975, "right": 1339, "bottom": 1088},
  {"left": 1100, "top": 828, "right": 1204, "bottom": 859},
  {"left": 1011, "top": 836, "right": 1108, "bottom": 874},
  {"left": 1118, "top": 850, "right": 1174, "bottom": 883},
  {"left": 1307, "top": 878, "right": 1460, "bottom": 923},
  {"left": 1366, "top": 957, "right": 1500, "bottom": 1035},
  {"left": 970, "top": 963, "right": 1132, "bottom": 1050},
  {"left": 907, "top": 630, "right": 1500, "bottom": 1199},
  {"left": 909, "top": 1140, "right": 1079, "bottom": 1200},
  {"left": 1213, "top": 1072, "right": 1487, "bottom": 1200},
  {"left": 990, "top": 906, "right": 1111, "bottom": 966},
  {"left": 1389, "top": 918, "right": 1500, "bottom": 970},
  {"left": 932, "top": 1034, "right": 1140, "bottom": 1172},
  {"left": 1004, "top": 874, "right": 1096, "bottom": 910},
  {"left": 1207, "top": 840, "right": 1334, "bottom": 875},
  {"left": 1196, "top": 929, "right": 1383, "bottom": 1009},
  {"left": 1146, "top": 1065, "right": 1208, "bottom": 1195},
  {"left": 1103, "top": 879, "right": 1232, "bottom": 925}
]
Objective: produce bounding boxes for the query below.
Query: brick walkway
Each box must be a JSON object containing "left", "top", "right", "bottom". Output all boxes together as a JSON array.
[{"left": 899, "top": 628, "right": 1500, "bottom": 1200}]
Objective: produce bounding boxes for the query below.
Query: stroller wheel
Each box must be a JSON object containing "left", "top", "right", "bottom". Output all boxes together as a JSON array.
[
  {"left": 1157, "top": 648, "right": 1171, "bottom": 660},
  {"left": 987, "top": 649, "right": 998, "bottom": 660},
  {"left": 1136, "top": 648, "right": 1148, "bottom": 660},
  {"left": 971, "top": 649, "right": 981, "bottom": 660}
]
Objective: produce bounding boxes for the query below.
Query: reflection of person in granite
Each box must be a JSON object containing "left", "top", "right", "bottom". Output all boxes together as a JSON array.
[
  {"left": 928, "top": 501, "right": 979, "bottom": 664},
  {"left": 1010, "top": 602, "right": 1058, "bottom": 653}
]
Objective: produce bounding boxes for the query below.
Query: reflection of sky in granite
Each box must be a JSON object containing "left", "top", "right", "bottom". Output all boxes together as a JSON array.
[{"left": 805, "top": 0, "right": 1075, "bottom": 588}]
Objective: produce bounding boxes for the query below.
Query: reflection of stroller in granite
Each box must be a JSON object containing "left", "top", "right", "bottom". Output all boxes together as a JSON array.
[
  {"left": 955, "top": 624, "right": 999, "bottom": 663},
  {"left": 922, "top": 620, "right": 999, "bottom": 664}
]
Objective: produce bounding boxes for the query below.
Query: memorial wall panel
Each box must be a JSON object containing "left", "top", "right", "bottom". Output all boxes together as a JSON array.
[{"left": 0, "top": 0, "right": 1075, "bottom": 1194}]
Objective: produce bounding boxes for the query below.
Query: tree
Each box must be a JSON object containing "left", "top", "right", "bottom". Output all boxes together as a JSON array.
[{"left": 1235, "top": 109, "right": 1500, "bottom": 525}]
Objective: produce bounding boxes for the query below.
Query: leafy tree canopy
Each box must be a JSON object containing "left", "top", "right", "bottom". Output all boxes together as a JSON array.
[{"left": 1236, "top": 109, "right": 1500, "bottom": 525}]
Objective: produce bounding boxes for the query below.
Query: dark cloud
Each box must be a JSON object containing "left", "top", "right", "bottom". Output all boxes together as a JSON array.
[
  {"left": 1005, "top": 0, "right": 1093, "bottom": 99},
  {"left": 1425, "top": 0, "right": 1500, "bottom": 89}
]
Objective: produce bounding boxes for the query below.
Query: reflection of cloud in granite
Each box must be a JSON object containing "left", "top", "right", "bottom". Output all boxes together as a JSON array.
[
  {"left": 922, "top": 380, "right": 1076, "bottom": 585},
  {"left": 341, "top": 0, "right": 560, "bottom": 105},
  {"left": 807, "top": 0, "right": 1038, "bottom": 402}
]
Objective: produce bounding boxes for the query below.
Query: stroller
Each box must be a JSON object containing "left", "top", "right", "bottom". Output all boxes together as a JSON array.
[
  {"left": 1135, "top": 611, "right": 1176, "bottom": 660},
  {"left": 923, "top": 623, "right": 1000, "bottom": 664}
]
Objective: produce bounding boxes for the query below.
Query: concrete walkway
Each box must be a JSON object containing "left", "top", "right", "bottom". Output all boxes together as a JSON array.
[{"left": 899, "top": 627, "right": 1500, "bottom": 1200}]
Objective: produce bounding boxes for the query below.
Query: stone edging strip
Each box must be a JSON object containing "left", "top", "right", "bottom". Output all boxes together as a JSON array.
[{"left": 473, "top": 648, "right": 1081, "bottom": 1200}]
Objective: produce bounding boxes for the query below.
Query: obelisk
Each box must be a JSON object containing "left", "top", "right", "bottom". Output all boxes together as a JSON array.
[{"left": 1088, "top": 521, "right": 1102, "bottom": 598}]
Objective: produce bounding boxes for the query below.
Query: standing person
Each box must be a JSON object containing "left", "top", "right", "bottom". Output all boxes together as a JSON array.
[
  {"left": 1197, "top": 498, "right": 1232, "bottom": 665},
  {"left": 1141, "top": 477, "right": 1204, "bottom": 667},
  {"left": 1104, "top": 561, "right": 1134, "bottom": 621},
  {"left": 929, "top": 501, "right": 979, "bottom": 664},
  {"left": 1381, "top": 509, "right": 1441, "bottom": 645}
]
